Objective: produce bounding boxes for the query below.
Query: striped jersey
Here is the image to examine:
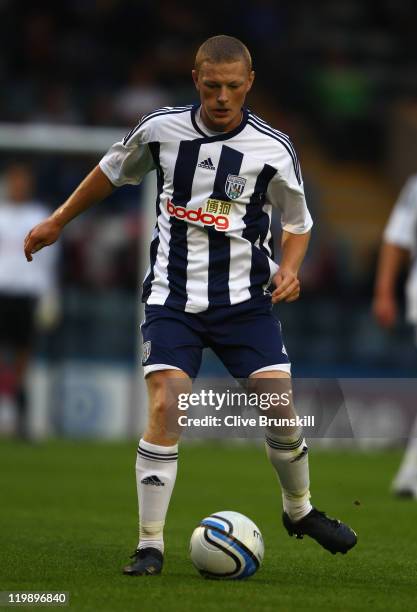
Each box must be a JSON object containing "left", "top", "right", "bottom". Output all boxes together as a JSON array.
[{"left": 99, "top": 104, "right": 313, "bottom": 313}]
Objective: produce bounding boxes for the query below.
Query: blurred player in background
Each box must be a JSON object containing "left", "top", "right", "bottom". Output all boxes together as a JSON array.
[
  {"left": 0, "top": 163, "right": 59, "bottom": 439},
  {"left": 373, "top": 174, "right": 417, "bottom": 497},
  {"left": 24, "top": 35, "right": 357, "bottom": 575}
]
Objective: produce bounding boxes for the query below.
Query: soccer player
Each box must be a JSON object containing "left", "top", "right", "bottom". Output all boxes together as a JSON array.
[
  {"left": 24, "top": 35, "right": 357, "bottom": 574},
  {"left": 373, "top": 174, "right": 417, "bottom": 497},
  {"left": 0, "top": 162, "right": 58, "bottom": 439}
]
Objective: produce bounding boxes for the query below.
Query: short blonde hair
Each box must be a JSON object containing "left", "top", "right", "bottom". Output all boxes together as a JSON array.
[{"left": 195, "top": 35, "right": 252, "bottom": 73}]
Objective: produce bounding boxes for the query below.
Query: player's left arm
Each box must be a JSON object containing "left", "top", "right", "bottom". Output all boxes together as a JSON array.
[
  {"left": 272, "top": 230, "right": 311, "bottom": 303},
  {"left": 268, "top": 144, "right": 313, "bottom": 303}
]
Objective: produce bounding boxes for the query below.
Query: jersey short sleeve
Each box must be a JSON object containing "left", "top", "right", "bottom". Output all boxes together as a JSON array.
[
  {"left": 99, "top": 120, "right": 156, "bottom": 187},
  {"left": 267, "top": 147, "right": 313, "bottom": 234},
  {"left": 384, "top": 175, "right": 417, "bottom": 251}
]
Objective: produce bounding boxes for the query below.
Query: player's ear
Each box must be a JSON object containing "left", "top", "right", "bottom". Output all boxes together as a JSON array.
[
  {"left": 192, "top": 69, "right": 200, "bottom": 91},
  {"left": 246, "top": 70, "right": 255, "bottom": 93}
]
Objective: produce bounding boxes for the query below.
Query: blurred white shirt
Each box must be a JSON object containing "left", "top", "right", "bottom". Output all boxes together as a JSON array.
[
  {"left": 0, "top": 201, "right": 57, "bottom": 297},
  {"left": 384, "top": 174, "right": 417, "bottom": 325}
]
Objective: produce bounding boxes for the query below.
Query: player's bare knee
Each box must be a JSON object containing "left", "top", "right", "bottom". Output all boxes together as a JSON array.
[
  {"left": 248, "top": 371, "right": 295, "bottom": 425},
  {"left": 148, "top": 396, "right": 170, "bottom": 425},
  {"left": 146, "top": 390, "right": 184, "bottom": 444}
]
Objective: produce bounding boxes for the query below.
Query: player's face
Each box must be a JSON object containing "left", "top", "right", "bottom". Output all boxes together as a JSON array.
[
  {"left": 192, "top": 60, "right": 254, "bottom": 133},
  {"left": 6, "top": 165, "right": 34, "bottom": 203}
]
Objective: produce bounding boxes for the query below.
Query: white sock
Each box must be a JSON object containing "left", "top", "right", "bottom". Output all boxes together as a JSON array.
[
  {"left": 136, "top": 438, "right": 178, "bottom": 553},
  {"left": 265, "top": 433, "right": 312, "bottom": 522}
]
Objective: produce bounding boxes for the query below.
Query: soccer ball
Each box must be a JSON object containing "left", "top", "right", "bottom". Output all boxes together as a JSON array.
[{"left": 189, "top": 510, "right": 264, "bottom": 579}]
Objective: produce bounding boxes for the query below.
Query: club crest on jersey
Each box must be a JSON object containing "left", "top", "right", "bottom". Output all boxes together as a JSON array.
[
  {"left": 142, "top": 341, "right": 151, "bottom": 364},
  {"left": 225, "top": 174, "right": 246, "bottom": 200}
]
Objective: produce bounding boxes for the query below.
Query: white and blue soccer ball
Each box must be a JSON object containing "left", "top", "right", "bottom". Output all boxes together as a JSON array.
[{"left": 189, "top": 511, "right": 264, "bottom": 579}]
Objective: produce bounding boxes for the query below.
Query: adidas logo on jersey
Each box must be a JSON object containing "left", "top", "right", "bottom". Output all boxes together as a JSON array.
[
  {"left": 141, "top": 475, "right": 165, "bottom": 486},
  {"left": 198, "top": 157, "right": 216, "bottom": 170}
]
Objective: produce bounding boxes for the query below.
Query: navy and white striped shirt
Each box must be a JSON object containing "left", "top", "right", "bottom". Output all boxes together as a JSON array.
[{"left": 99, "top": 104, "right": 312, "bottom": 313}]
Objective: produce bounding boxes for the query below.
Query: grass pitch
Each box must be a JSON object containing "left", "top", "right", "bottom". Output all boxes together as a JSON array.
[{"left": 1, "top": 441, "right": 417, "bottom": 612}]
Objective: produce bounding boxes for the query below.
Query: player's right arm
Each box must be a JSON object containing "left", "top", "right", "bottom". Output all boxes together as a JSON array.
[
  {"left": 24, "top": 166, "right": 114, "bottom": 261},
  {"left": 24, "top": 114, "right": 157, "bottom": 262}
]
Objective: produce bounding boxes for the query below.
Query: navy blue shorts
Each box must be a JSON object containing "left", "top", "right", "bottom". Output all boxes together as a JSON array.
[{"left": 141, "top": 297, "right": 290, "bottom": 379}]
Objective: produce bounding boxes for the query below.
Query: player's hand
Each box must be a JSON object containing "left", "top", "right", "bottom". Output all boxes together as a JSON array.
[
  {"left": 372, "top": 294, "right": 397, "bottom": 329},
  {"left": 24, "top": 216, "right": 63, "bottom": 262},
  {"left": 271, "top": 268, "right": 300, "bottom": 303}
]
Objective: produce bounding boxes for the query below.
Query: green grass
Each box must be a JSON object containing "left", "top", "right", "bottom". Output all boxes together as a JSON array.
[{"left": 1, "top": 441, "right": 417, "bottom": 611}]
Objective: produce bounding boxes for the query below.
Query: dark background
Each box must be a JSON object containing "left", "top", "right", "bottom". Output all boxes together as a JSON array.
[{"left": 1, "top": 0, "right": 417, "bottom": 376}]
